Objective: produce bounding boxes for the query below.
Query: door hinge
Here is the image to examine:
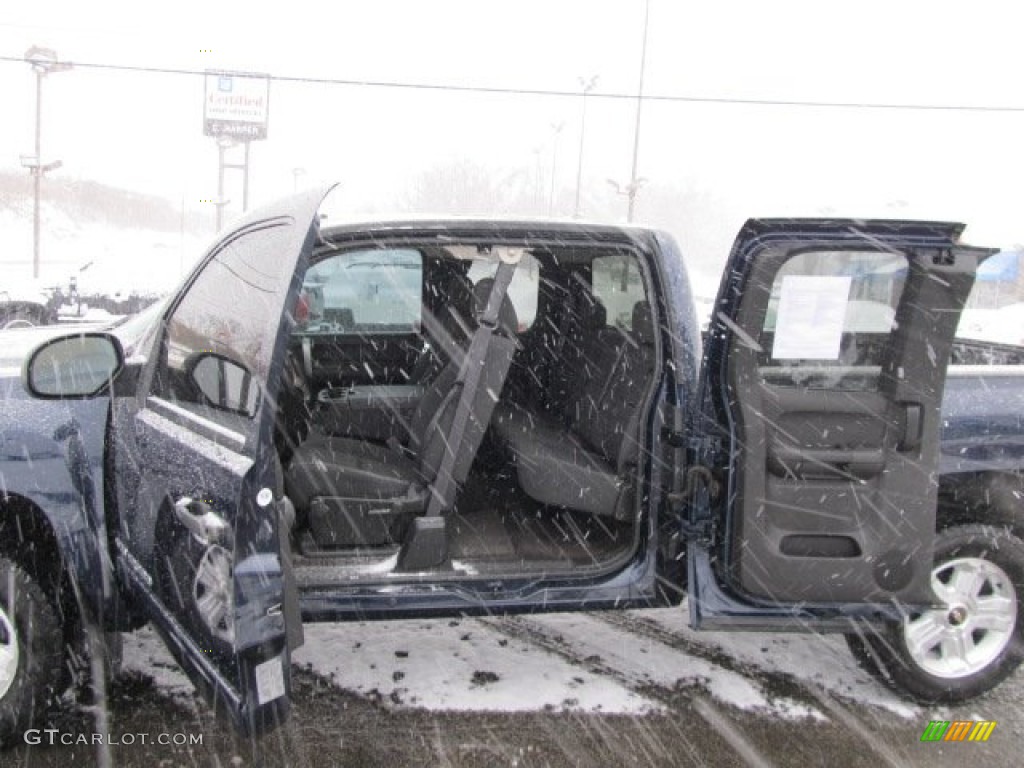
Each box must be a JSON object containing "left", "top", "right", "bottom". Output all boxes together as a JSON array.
[
  {"left": 667, "top": 465, "right": 719, "bottom": 544},
  {"left": 660, "top": 431, "right": 723, "bottom": 458},
  {"left": 660, "top": 427, "right": 687, "bottom": 448},
  {"left": 666, "top": 465, "right": 721, "bottom": 509},
  {"left": 689, "top": 436, "right": 722, "bottom": 456},
  {"left": 678, "top": 518, "right": 713, "bottom": 542},
  {"left": 683, "top": 465, "right": 720, "bottom": 501}
]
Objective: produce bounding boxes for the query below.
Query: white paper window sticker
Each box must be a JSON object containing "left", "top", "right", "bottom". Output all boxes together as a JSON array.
[
  {"left": 771, "top": 275, "right": 851, "bottom": 360},
  {"left": 255, "top": 655, "right": 286, "bottom": 704}
]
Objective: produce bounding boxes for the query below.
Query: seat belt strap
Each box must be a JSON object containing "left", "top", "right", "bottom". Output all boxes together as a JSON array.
[{"left": 426, "top": 258, "right": 518, "bottom": 516}]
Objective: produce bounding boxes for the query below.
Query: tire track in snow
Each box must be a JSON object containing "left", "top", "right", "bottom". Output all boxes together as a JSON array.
[
  {"left": 598, "top": 612, "right": 828, "bottom": 708},
  {"left": 597, "top": 612, "right": 909, "bottom": 768},
  {"left": 480, "top": 615, "right": 774, "bottom": 768}
]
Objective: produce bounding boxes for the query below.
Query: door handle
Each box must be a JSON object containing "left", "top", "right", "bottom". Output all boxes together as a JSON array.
[
  {"left": 767, "top": 445, "right": 885, "bottom": 479},
  {"left": 174, "top": 497, "right": 231, "bottom": 546}
]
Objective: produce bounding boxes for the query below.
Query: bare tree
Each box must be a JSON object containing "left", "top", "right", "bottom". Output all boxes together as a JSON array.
[{"left": 401, "top": 158, "right": 536, "bottom": 215}]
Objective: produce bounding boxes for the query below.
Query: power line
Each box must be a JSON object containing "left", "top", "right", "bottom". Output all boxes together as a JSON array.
[{"left": 2, "top": 53, "right": 1024, "bottom": 113}]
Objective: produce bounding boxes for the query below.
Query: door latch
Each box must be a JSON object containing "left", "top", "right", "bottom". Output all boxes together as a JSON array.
[
  {"left": 174, "top": 497, "right": 231, "bottom": 546},
  {"left": 678, "top": 518, "right": 713, "bottom": 542}
]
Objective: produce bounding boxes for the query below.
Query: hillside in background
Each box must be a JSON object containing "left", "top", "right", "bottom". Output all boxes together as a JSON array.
[
  {"left": 0, "top": 170, "right": 214, "bottom": 296},
  {"left": 0, "top": 170, "right": 211, "bottom": 233}
]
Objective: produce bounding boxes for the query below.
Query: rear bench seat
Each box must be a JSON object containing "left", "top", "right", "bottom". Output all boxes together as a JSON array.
[{"left": 494, "top": 300, "right": 656, "bottom": 521}]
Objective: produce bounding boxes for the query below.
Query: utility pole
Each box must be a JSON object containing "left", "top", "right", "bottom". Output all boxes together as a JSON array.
[
  {"left": 573, "top": 76, "right": 598, "bottom": 219},
  {"left": 532, "top": 145, "right": 543, "bottom": 211},
  {"left": 548, "top": 121, "right": 564, "bottom": 216},
  {"left": 22, "top": 46, "right": 71, "bottom": 279},
  {"left": 627, "top": 0, "right": 651, "bottom": 223}
]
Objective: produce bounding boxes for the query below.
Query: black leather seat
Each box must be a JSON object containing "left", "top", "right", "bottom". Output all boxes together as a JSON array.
[
  {"left": 494, "top": 300, "right": 656, "bottom": 521},
  {"left": 285, "top": 283, "right": 519, "bottom": 548}
]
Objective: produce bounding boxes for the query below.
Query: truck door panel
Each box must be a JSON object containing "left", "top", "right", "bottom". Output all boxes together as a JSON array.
[
  {"left": 111, "top": 187, "right": 331, "bottom": 732},
  {"left": 697, "top": 220, "right": 987, "bottom": 612}
]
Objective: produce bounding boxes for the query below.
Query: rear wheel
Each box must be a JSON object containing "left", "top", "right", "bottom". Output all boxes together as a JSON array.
[
  {"left": 850, "top": 524, "right": 1024, "bottom": 703},
  {"left": 0, "top": 556, "right": 65, "bottom": 745}
]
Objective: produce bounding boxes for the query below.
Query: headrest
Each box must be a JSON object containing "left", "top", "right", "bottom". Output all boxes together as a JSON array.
[
  {"left": 472, "top": 278, "right": 519, "bottom": 337},
  {"left": 581, "top": 298, "right": 607, "bottom": 331},
  {"left": 631, "top": 300, "right": 655, "bottom": 345}
]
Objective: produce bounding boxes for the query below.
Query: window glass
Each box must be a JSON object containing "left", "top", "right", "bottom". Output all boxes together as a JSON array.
[
  {"left": 956, "top": 250, "right": 1024, "bottom": 347},
  {"left": 155, "top": 222, "right": 294, "bottom": 422},
  {"left": 759, "top": 249, "right": 908, "bottom": 389},
  {"left": 592, "top": 253, "right": 647, "bottom": 329},
  {"left": 112, "top": 296, "right": 167, "bottom": 360},
  {"left": 467, "top": 250, "right": 539, "bottom": 331},
  {"left": 301, "top": 248, "right": 422, "bottom": 334}
]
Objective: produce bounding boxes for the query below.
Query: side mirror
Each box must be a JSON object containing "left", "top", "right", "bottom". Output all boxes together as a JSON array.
[
  {"left": 190, "top": 352, "right": 260, "bottom": 418},
  {"left": 24, "top": 333, "right": 124, "bottom": 398}
]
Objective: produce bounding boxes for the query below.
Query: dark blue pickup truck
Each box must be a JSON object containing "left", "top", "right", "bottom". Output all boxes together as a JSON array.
[{"left": 1, "top": 186, "right": 1022, "bottom": 741}]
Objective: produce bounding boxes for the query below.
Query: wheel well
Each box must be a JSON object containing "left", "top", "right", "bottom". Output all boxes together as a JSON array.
[
  {"left": 0, "top": 493, "right": 81, "bottom": 651},
  {"left": 938, "top": 471, "right": 1024, "bottom": 536}
]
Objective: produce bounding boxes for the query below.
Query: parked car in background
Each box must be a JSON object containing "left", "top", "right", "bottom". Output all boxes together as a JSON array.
[{"left": 0, "top": 281, "right": 58, "bottom": 329}]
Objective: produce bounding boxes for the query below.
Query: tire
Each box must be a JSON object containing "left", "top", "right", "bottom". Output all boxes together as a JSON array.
[
  {"left": 852, "top": 524, "right": 1024, "bottom": 704},
  {"left": 0, "top": 556, "right": 65, "bottom": 745}
]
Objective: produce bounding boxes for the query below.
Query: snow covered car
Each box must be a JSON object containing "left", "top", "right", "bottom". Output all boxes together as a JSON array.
[{"left": 1, "top": 185, "right": 1022, "bottom": 740}]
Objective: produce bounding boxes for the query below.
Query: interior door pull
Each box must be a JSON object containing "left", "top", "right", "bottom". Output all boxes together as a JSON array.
[
  {"left": 767, "top": 446, "right": 885, "bottom": 479},
  {"left": 900, "top": 403, "right": 923, "bottom": 451},
  {"left": 174, "top": 497, "right": 231, "bottom": 546}
]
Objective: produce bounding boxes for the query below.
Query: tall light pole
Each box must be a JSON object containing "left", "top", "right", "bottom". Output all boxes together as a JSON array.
[
  {"left": 573, "top": 75, "right": 598, "bottom": 219},
  {"left": 607, "top": 177, "right": 648, "bottom": 215},
  {"left": 548, "top": 121, "right": 564, "bottom": 216},
  {"left": 626, "top": 0, "right": 651, "bottom": 223},
  {"left": 23, "top": 46, "right": 71, "bottom": 279},
  {"left": 532, "top": 146, "right": 543, "bottom": 211}
]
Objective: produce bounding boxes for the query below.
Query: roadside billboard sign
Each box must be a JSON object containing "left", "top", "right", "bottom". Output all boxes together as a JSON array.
[{"left": 203, "top": 71, "right": 270, "bottom": 141}]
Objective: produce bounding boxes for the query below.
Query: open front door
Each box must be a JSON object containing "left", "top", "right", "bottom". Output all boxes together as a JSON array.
[
  {"left": 111, "top": 187, "right": 333, "bottom": 731},
  {"left": 689, "top": 219, "right": 993, "bottom": 628}
]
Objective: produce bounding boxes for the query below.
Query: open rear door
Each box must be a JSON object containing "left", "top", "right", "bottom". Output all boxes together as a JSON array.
[{"left": 688, "top": 219, "right": 993, "bottom": 629}]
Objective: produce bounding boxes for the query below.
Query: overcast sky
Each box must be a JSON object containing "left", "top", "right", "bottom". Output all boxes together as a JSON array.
[{"left": 2, "top": 0, "right": 1022, "bottom": 282}]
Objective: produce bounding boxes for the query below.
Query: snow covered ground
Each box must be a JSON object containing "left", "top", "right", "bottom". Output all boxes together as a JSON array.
[{"left": 121, "top": 605, "right": 940, "bottom": 723}]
